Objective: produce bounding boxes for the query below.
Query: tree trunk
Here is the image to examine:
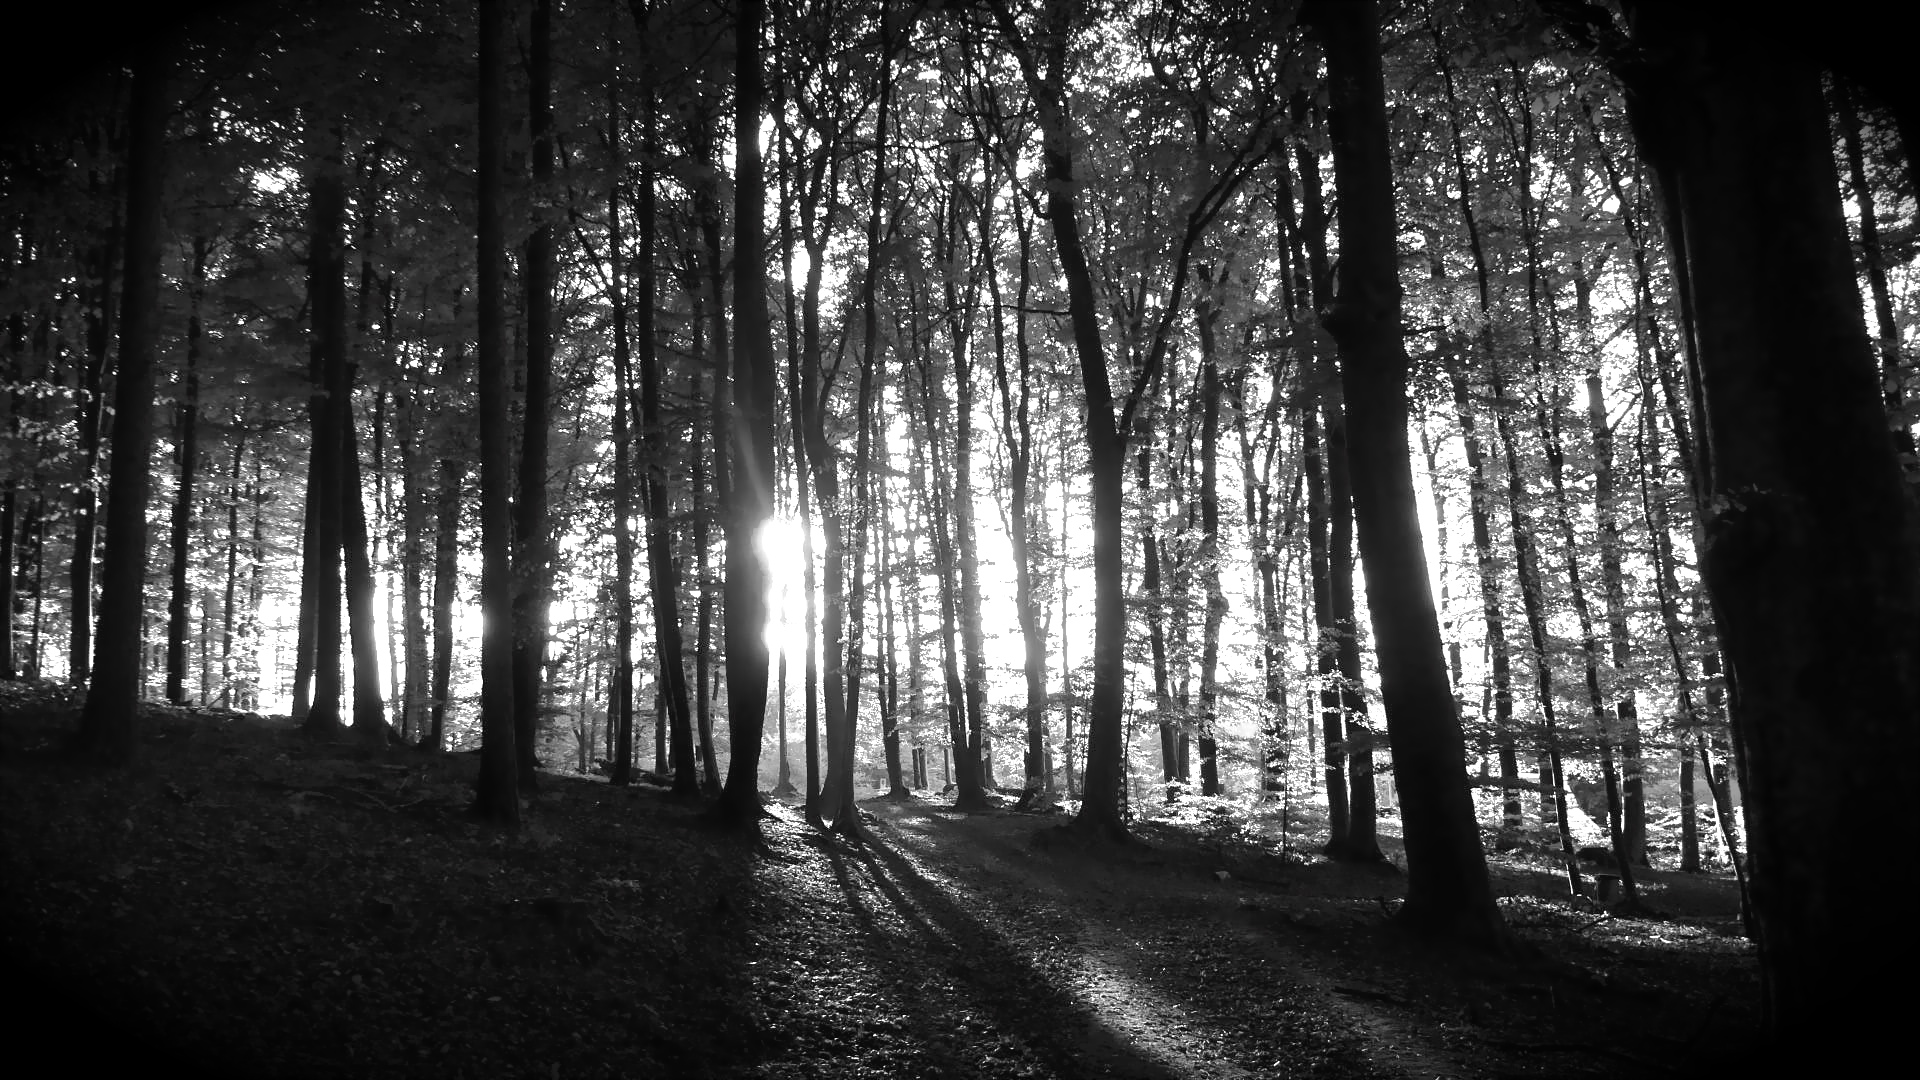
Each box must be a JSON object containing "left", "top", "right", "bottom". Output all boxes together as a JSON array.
[
  {"left": 987, "top": 0, "right": 1128, "bottom": 840},
  {"left": 1194, "top": 289, "right": 1227, "bottom": 797},
  {"left": 473, "top": 0, "right": 520, "bottom": 827},
  {"left": 299, "top": 119, "right": 348, "bottom": 739},
  {"left": 71, "top": 131, "right": 121, "bottom": 689},
  {"left": 511, "top": 0, "right": 556, "bottom": 788},
  {"left": 1616, "top": 6, "right": 1920, "bottom": 1044},
  {"left": 714, "top": 0, "right": 776, "bottom": 828},
  {"left": 76, "top": 50, "right": 167, "bottom": 760},
  {"left": 1301, "top": 407, "right": 1349, "bottom": 843},
  {"left": 607, "top": 64, "right": 637, "bottom": 788},
  {"left": 1309, "top": 0, "right": 1504, "bottom": 946},
  {"left": 341, "top": 374, "right": 389, "bottom": 742},
  {"left": 398, "top": 391, "right": 429, "bottom": 741},
  {"left": 989, "top": 183, "right": 1050, "bottom": 806},
  {"left": 1324, "top": 401, "right": 1382, "bottom": 860},
  {"left": 1140, "top": 429, "right": 1180, "bottom": 797},
  {"left": 165, "top": 238, "right": 206, "bottom": 704},
  {"left": 915, "top": 321, "right": 984, "bottom": 810},
  {"left": 425, "top": 456, "right": 460, "bottom": 753}
]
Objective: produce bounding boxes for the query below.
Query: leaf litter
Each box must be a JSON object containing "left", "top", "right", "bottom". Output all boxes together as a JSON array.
[{"left": 0, "top": 681, "right": 1758, "bottom": 1078}]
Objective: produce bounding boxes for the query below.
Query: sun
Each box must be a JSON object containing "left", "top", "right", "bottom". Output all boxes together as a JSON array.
[{"left": 757, "top": 515, "right": 814, "bottom": 661}]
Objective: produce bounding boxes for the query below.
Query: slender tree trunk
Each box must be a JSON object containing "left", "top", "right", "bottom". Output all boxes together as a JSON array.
[
  {"left": 425, "top": 455, "right": 460, "bottom": 752},
  {"left": 714, "top": 0, "right": 777, "bottom": 827},
  {"left": 877, "top": 494, "right": 908, "bottom": 798},
  {"left": 71, "top": 134, "right": 121, "bottom": 689},
  {"left": 1140, "top": 428, "right": 1180, "bottom": 796},
  {"left": 218, "top": 428, "right": 245, "bottom": 706},
  {"left": 299, "top": 119, "right": 348, "bottom": 739},
  {"left": 1433, "top": 24, "right": 1525, "bottom": 847},
  {"left": 398, "top": 391, "right": 429, "bottom": 740},
  {"left": 915, "top": 324, "right": 984, "bottom": 810},
  {"left": 987, "top": 185, "right": 1050, "bottom": 805},
  {"left": 473, "top": 0, "right": 520, "bottom": 827},
  {"left": 1447, "top": 358, "right": 1522, "bottom": 838},
  {"left": 988, "top": 0, "right": 1128, "bottom": 839},
  {"left": 607, "top": 63, "right": 638, "bottom": 788},
  {"left": 1324, "top": 401, "right": 1381, "bottom": 860},
  {"left": 510, "top": 0, "right": 556, "bottom": 788},
  {"left": 1585, "top": 363, "right": 1646, "bottom": 865},
  {"left": 1195, "top": 290, "right": 1226, "bottom": 797},
  {"left": 342, "top": 375, "right": 389, "bottom": 742},
  {"left": 1302, "top": 407, "right": 1349, "bottom": 844},
  {"left": 1309, "top": 0, "right": 1504, "bottom": 945},
  {"left": 164, "top": 239, "right": 206, "bottom": 705},
  {"left": 76, "top": 51, "right": 167, "bottom": 760}
]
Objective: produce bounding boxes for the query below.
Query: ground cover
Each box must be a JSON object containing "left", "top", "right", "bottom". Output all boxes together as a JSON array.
[{"left": 0, "top": 679, "right": 1758, "bottom": 1078}]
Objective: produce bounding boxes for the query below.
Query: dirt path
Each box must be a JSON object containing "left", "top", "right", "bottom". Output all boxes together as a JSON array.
[
  {"left": 0, "top": 691, "right": 1757, "bottom": 1079},
  {"left": 836, "top": 799, "right": 1470, "bottom": 1080}
]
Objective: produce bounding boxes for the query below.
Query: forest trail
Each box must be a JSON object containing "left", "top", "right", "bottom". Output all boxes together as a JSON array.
[
  {"left": 0, "top": 690, "right": 1757, "bottom": 1079},
  {"left": 845, "top": 800, "right": 1464, "bottom": 1080}
]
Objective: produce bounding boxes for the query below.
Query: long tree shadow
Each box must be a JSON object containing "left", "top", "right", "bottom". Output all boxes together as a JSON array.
[
  {"left": 865, "top": 804, "right": 1421, "bottom": 1080},
  {"left": 814, "top": 822, "right": 1183, "bottom": 1079}
]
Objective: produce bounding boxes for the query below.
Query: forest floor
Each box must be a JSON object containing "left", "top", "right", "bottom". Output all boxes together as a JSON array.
[{"left": 0, "top": 679, "right": 1759, "bottom": 1079}]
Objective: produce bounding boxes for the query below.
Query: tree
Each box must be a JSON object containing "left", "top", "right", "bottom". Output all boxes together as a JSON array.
[
  {"left": 1306, "top": 0, "right": 1505, "bottom": 946},
  {"left": 164, "top": 237, "right": 207, "bottom": 705},
  {"left": 473, "top": 0, "right": 520, "bottom": 829},
  {"left": 512, "top": 0, "right": 558, "bottom": 788},
  {"left": 714, "top": 0, "right": 777, "bottom": 829},
  {"left": 1601, "top": 0, "right": 1920, "bottom": 1048},
  {"left": 75, "top": 48, "right": 169, "bottom": 761}
]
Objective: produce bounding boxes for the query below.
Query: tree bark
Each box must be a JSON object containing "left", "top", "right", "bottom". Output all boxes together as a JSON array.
[
  {"left": 1309, "top": 0, "right": 1504, "bottom": 945},
  {"left": 607, "top": 63, "right": 638, "bottom": 788},
  {"left": 987, "top": 0, "right": 1128, "bottom": 840},
  {"left": 1301, "top": 406, "right": 1349, "bottom": 841},
  {"left": 298, "top": 119, "right": 348, "bottom": 739},
  {"left": 511, "top": 0, "right": 557, "bottom": 788},
  {"left": 1618, "top": 4, "right": 1920, "bottom": 1043},
  {"left": 714, "top": 0, "right": 776, "bottom": 828},
  {"left": 76, "top": 50, "right": 167, "bottom": 761},
  {"left": 1324, "top": 401, "right": 1382, "bottom": 859},
  {"left": 473, "top": 0, "right": 520, "bottom": 827},
  {"left": 165, "top": 237, "right": 207, "bottom": 705}
]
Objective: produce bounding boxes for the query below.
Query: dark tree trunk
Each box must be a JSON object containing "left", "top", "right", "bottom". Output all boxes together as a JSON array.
[
  {"left": 1618, "top": 4, "right": 1920, "bottom": 1045},
  {"left": 299, "top": 120, "right": 348, "bottom": 739},
  {"left": 425, "top": 456, "right": 460, "bottom": 753},
  {"left": 915, "top": 325, "right": 984, "bottom": 810},
  {"left": 1195, "top": 288, "right": 1226, "bottom": 797},
  {"left": 1323, "top": 402, "right": 1381, "bottom": 861},
  {"left": 629, "top": 6, "right": 691, "bottom": 799},
  {"left": 1301, "top": 407, "right": 1349, "bottom": 842},
  {"left": 606, "top": 54, "right": 637, "bottom": 788},
  {"left": 1309, "top": 0, "right": 1504, "bottom": 946},
  {"left": 473, "top": 0, "right": 519, "bottom": 827},
  {"left": 609, "top": 195, "right": 637, "bottom": 787},
  {"left": 398, "top": 391, "right": 429, "bottom": 740},
  {"left": 165, "top": 237, "right": 207, "bottom": 705},
  {"left": 988, "top": 181, "right": 1050, "bottom": 804},
  {"left": 714, "top": 0, "right": 776, "bottom": 828},
  {"left": 76, "top": 51, "right": 167, "bottom": 760},
  {"left": 1448, "top": 361, "right": 1521, "bottom": 838},
  {"left": 987, "top": 0, "right": 1128, "bottom": 840},
  {"left": 342, "top": 381, "right": 389, "bottom": 743},
  {"left": 1140, "top": 431, "right": 1180, "bottom": 795},
  {"left": 72, "top": 133, "right": 121, "bottom": 689},
  {"left": 511, "top": 0, "right": 557, "bottom": 789}
]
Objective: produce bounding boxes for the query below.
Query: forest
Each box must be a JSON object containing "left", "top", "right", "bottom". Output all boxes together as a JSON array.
[{"left": 1, "top": 0, "right": 1915, "bottom": 1072}]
